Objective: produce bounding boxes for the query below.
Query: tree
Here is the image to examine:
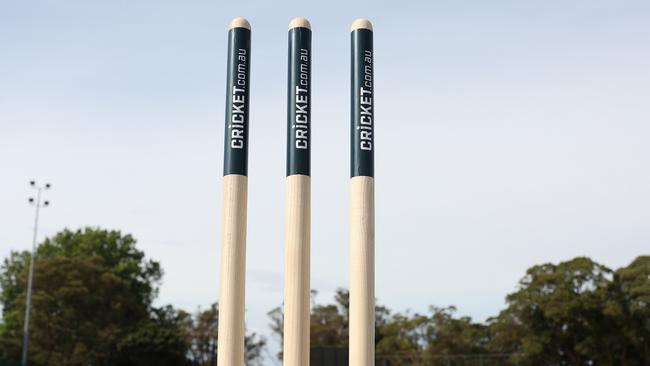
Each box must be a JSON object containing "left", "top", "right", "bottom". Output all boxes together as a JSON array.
[
  {"left": 311, "top": 289, "right": 349, "bottom": 346},
  {"left": 609, "top": 256, "right": 650, "bottom": 364},
  {"left": 181, "top": 303, "right": 265, "bottom": 366},
  {"left": 269, "top": 289, "right": 433, "bottom": 364},
  {"left": 267, "top": 289, "right": 348, "bottom": 360},
  {"left": 267, "top": 256, "right": 649, "bottom": 365},
  {"left": 375, "top": 311, "right": 427, "bottom": 365},
  {"left": 375, "top": 306, "right": 491, "bottom": 365},
  {"left": 268, "top": 288, "right": 390, "bottom": 360},
  {"left": 489, "top": 256, "right": 650, "bottom": 365},
  {"left": 0, "top": 228, "right": 268, "bottom": 365},
  {"left": 115, "top": 305, "right": 190, "bottom": 365},
  {"left": 0, "top": 228, "right": 185, "bottom": 365},
  {"left": 423, "top": 306, "right": 489, "bottom": 356}
]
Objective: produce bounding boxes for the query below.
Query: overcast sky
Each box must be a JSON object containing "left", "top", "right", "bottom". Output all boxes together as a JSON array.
[{"left": 1, "top": 0, "right": 649, "bottom": 363}]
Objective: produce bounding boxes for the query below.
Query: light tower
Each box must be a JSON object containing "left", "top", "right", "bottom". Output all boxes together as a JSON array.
[{"left": 22, "top": 180, "right": 51, "bottom": 366}]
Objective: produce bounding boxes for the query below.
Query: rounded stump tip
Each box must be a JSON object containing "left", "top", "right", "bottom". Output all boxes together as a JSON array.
[
  {"left": 351, "top": 18, "right": 373, "bottom": 31},
  {"left": 289, "top": 17, "right": 311, "bottom": 30},
  {"left": 229, "top": 17, "right": 251, "bottom": 30}
]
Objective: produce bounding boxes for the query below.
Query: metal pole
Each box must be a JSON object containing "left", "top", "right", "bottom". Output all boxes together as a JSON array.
[
  {"left": 22, "top": 188, "right": 40, "bottom": 366},
  {"left": 21, "top": 181, "right": 50, "bottom": 366}
]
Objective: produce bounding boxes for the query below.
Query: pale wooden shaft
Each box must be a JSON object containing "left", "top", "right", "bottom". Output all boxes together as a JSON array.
[
  {"left": 217, "top": 175, "right": 248, "bottom": 366},
  {"left": 350, "top": 176, "right": 375, "bottom": 366},
  {"left": 283, "top": 175, "right": 311, "bottom": 366}
]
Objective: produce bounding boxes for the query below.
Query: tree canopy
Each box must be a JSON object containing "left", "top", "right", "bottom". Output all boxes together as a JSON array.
[
  {"left": 0, "top": 228, "right": 265, "bottom": 366},
  {"left": 269, "top": 256, "right": 650, "bottom": 365},
  {"left": 1, "top": 227, "right": 647, "bottom": 365}
]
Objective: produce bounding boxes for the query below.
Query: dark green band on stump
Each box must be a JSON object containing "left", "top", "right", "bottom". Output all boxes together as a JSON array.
[
  {"left": 351, "top": 28, "right": 374, "bottom": 178},
  {"left": 223, "top": 27, "right": 251, "bottom": 176},
  {"left": 286, "top": 27, "right": 312, "bottom": 176}
]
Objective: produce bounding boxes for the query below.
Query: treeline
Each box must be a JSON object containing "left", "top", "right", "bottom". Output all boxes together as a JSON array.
[
  {"left": 0, "top": 228, "right": 648, "bottom": 365},
  {"left": 273, "top": 256, "right": 650, "bottom": 365}
]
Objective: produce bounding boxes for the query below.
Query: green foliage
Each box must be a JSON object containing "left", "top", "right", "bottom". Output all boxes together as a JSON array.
[
  {"left": 614, "top": 256, "right": 650, "bottom": 361},
  {"left": 423, "top": 306, "right": 489, "bottom": 356},
  {"left": 36, "top": 228, "right": 162, "bottom": 307},
  {"left": 1, "top": 226, "right": 645, "bottom": 365},
  {"left": 268, "top": 288, "right": 389, "bottom": 359},
  {"left": 490, "top": 256, "right": 650, "bottom": 365},
  {"left": 311, "top": 289, "right": 350, "bottom": 346},
  {"left": 375, "top": 312, "right": 427, "bottom": 364},
  {"left": 268, "top": 256, "right": 650, "bottom": 365},
  {"left": 181, "top": 303, "right": 266, "bottom": 366},
  {"left": 269, "top": 289, "right": 488, "bottom": 364},
  {"left": 115, "top": 306, "right": 189, "bottom": 366},
  {"left": 0, "top": 228, "right": 183, "bottom": 366},
  {"left": 0, "top": 228, "right": 266, "bottom": 366}
]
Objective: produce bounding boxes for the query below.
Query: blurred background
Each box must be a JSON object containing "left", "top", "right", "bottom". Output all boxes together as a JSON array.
[{"left": 1, "top": 0, "right": 648, "bottom": 365}]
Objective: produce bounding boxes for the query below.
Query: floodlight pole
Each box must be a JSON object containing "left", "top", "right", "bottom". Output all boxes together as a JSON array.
[{"left": 21, "top": 181, "right": 50, "bottom": 366}]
